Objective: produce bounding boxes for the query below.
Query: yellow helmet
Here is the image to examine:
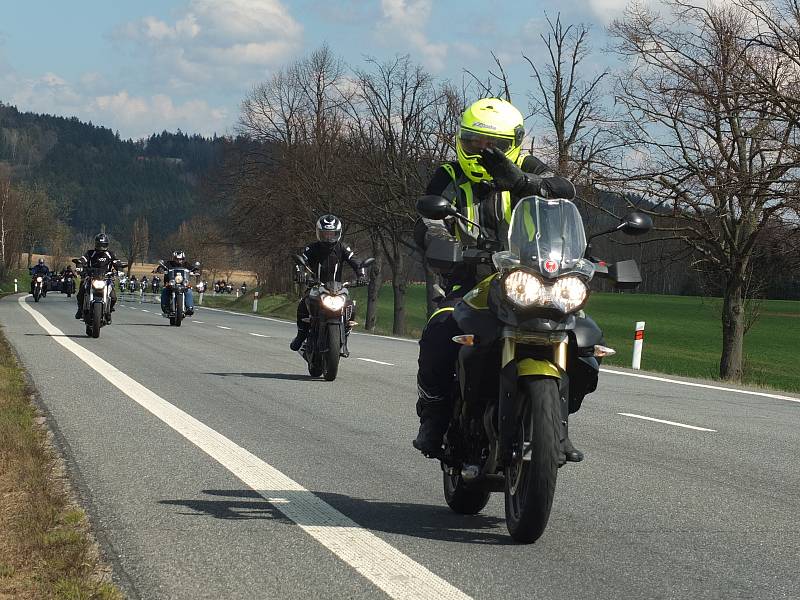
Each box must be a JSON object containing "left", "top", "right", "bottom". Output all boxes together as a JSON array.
[{"left": 456, "top": 98, "right": 525, "bottom": 183}]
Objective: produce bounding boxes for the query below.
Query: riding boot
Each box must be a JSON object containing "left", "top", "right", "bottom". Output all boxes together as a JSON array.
[
  {"left": 412, "top": 398, "right": 450, "bottom": 458},
  {"left": 562, "top": 421, "right": 584, "bottom": 463},
  {"left": 290, "top": 328, "right": 307, "bottom": 351}
]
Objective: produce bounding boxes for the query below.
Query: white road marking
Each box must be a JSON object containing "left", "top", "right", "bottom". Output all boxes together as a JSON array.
[
  {"left": 356, "top": 358, "right": 394, "bottom": 366},
  {"left": 603, "top": 368, "right": 800, "bottom": 404},
  {"left": 249, "top": 332, "right": 270, "bottom": 338},
  {"left": 618, "top": 412, "right": 717, "bottom": 432},
  {"left": 193, "top": 321, "right": 204, "bottom": 324},
  {"left": 216, "top": 325, "right": 231, "bottom": 330},
  {"left": 18, "top": 297, "right": 471, "bottom": 600},
  {"left": 141, "top": 309, "right": 150, "bottom": 312}
]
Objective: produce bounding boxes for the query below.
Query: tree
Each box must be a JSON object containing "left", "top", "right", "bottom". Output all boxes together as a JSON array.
[
  {"left": 609, "top": 1, "right": 800, "bottom": 381},
  {"left": 115, "top": 215, "right": 149, "bottom": 276}
]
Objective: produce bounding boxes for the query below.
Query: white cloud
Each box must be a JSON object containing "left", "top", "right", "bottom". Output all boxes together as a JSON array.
[
  {"left": 378, "top": 0, "right": 447, "bottom": 71},
  {"left": 117, "top": 0, "right": 302, "bottom": 86},
  {"left": 588, "top": 0, "right": 739, "bottom": 24}
]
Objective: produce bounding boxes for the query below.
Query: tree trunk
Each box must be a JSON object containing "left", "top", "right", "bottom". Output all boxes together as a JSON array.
[
  {"left": 365, "top": 255, "right": 382, "bottom": 331},
  {"left": 392, "top": 274, "right": 406, "bottom": 336},
  {"left": 719, "top": 275, "right": 745, "bottom": 381}
]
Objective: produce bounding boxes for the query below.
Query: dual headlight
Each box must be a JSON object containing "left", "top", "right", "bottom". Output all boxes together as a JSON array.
[
  {"left": 321, "top": 294, "right": 345, "bottom": 312},
  {"left": 91, "top": 279, "right": 106, "bottom": 290},
  {"left": 504, "top": 270, "right": 588, "bottom": 313}
]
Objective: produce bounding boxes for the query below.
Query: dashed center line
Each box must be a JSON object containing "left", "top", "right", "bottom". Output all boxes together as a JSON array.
[
  {"left": 193, "top": 320, "right": 204, "bottom": 324},
  {"left": 216, "top": 325, "right": 231, "bottom": 330},
  {"left": 356, "top": 357, "right": 394, "bottom": 366},
  {"left": 618, "top": 413, "right": 717, "bottom": 432},
  {"left": 249, "top": 332, "right": 270, "bottom": 338}
]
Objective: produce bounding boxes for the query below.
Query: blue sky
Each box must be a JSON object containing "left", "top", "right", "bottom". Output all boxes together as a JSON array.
[{"left": 0, "top": 0, "right": 635, "bottom": 139}]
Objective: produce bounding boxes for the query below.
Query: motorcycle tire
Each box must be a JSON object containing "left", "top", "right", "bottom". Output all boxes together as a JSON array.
[
  {"left": 307, "top": 363, "right": 324, "bottom": 377},
  {"left": 443, "top": 470, "right": 491, "bottom": 515},
  {"left": 175, "top": 295, "right": 183, "bottom": 327},
  {"left": 504, "top": 376, "right": 560, "bottom": 544},
  {"left": 90, "top": 303, "right": 102, "bottom": 339},
  {"left": 33, "top": 293, "right": 39, "bottom": 302},
  {"left": 323, "top": 324, "right": 341, "bottom": 381}
]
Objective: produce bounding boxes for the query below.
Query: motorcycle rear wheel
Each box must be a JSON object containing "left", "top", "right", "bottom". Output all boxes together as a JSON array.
[
  {"left": 443, "top": 470, "right": 491, "bottom": 515},
  {"left": 90, "top": 303, "right": 102, "bottom": 338},
  {"left": 504, "top": 376, "right": 560, "bottom": 543},
  {"left": 323, "top": 324, "right": 341, "bottom": 381}
]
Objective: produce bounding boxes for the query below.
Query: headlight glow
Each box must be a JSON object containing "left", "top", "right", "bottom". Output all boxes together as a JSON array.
[
  {"left": 321, "top": 294, "right": 346, "bottom": 312},
  {"left": 550, "top": 276, "right": 589, "bottom": 312},
  {"left": 92, "top": 279, "right": 106, "bottom": 290},
  {"left": 174, "top": 273, "right": 184, "bottom": 284},
  {"left": 504, "top": 270, "right": 547, "bottom": 307}
]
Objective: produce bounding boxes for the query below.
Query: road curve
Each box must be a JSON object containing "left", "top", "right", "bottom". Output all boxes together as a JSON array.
[{"left": 1, "top": 293, "right": 798, "bottom": 600}]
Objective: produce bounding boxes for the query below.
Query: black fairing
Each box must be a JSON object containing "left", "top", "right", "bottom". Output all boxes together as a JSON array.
[
  {"left": 572, "top": 315, "right": 604, "bottom": 348},
  {"left": 453, "top": 302, "right": 501, "bottom": 346}
]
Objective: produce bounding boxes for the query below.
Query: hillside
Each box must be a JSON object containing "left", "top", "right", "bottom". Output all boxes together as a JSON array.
[{"left": 0, "top": 103, "right": 226, "bottom": 240}]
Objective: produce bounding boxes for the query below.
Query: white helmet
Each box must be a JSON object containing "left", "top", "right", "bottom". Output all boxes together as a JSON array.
[{"left": 316, "top": 214, "right": 342, "bottom": 244}]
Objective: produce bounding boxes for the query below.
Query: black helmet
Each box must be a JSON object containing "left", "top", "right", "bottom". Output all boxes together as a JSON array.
[
  {"left": 316, "top": 214, "right": 342, "bottom": 244},
  {"left": 95, "top": 233, "right": 109, "bottom": 250},
  {"left": 172, "top": 250, "right": 186, "bottom": 263}
]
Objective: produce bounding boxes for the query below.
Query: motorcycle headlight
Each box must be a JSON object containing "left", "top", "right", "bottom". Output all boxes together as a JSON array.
[
  {"left": 504, "top": 270, "right": 548, "bottom": 307},
  {"left": 174, "top": 273, "right": 184, "bottom": 284},
  {"left": 92, "top": 279, "right": 106, "bottom": 290},
  {"left": 36, "top": 276, "right": 43, "bottom": 282},
  {"left": 550, "top": 276, "right": 589, "bottom": 313},
  {"left": 321, "top": 294, "right": 346, "bottom": 312}
]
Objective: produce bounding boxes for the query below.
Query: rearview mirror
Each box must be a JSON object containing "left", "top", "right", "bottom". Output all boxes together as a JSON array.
[
  {"left": 362, "top": 257, "right": 376, "bottom": 269},
  {"left": 194, "top": 261, "right": 201, "bottom": 268},
  {"left": 293, "top": 254, "right": 308, "bottom": 268},
  {"left": 619, "top": 212, "right": 652, "bottom": 236},
  {"left": 416, "top": 195, "right": 456, "bottom": 220}
]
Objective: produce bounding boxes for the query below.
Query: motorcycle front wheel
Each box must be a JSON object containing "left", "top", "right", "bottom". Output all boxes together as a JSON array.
[
  {"left": 504, "top": 376, "right": 560, "bottom": 543},
  {"left": 175, "top": 294, "right": 183, "bottom": 327},
  {"left": 90, "top": 303, "right": 102, "bottom": 338},
  {"left": 323, "top": 324, "right": 341, "bottom": 381}
]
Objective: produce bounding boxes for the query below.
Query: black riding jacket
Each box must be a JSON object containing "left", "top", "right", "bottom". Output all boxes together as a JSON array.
[
  {"left": 80, "top": 249, "right": 118, "bottom": 273},
  {"left": 419, "top": 156, "right": 554, "bottom": 295},
  {"left": 30, "top": 264, "right": 50, "bottom": 276},
  {"left": 301, "top": 241, "right": 363, "bottom": 283}
]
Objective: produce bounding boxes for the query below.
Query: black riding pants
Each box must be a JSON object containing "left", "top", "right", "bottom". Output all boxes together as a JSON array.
[{"left": 416, "top": 301, "right": 462, "bottom": 410}]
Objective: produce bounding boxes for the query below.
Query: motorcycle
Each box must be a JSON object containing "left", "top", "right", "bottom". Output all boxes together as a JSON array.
[
  {"left": 225, "top": 282, "right": 233, "bottom": 294},
  {"left": 128, "top": 277, "right": 138, "bottom": 293},
  {"left": 31, "top": 275, "right": 47, "bottom": 302},
  {"left": 73, "top": 256, "right": 127, "bottom": 339},
  {"left": 292, "top": 255, "right": 374, "bottom": 381},
  {"left": 160, "top": 260, "right": 199, "bottom": 327},
  {"left": 416, "top": 194, "right": 651, "bottom": 543},
  {"left": 151, "top": 277, "right": 160, "bottom": 294},
  {"left": 62, "top": 274, "right": 76, "bottom": 297}
]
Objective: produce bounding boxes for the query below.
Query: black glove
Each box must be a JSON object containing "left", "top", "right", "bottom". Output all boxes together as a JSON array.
[
  {"left": 357, "top": 274, "right": 368, "bottom": 286},
  {"left": 478, "top": 147, "right": 525, "bottom": 192},
  {"left": 540, "top": 176, "right": 576, "bottom": 200}
]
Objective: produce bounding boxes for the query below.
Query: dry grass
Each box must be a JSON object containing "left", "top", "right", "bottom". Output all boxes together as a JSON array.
[{"left": 0, "top": 330, "right": 123, "bottom": 599}]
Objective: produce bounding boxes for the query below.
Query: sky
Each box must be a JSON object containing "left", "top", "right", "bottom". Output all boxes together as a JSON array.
[{"left": 0, "top": 0, "right": 645, "bottom": 140}]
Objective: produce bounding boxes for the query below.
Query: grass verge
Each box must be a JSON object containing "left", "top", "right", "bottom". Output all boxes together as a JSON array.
[
  {"left": 199, "top": 284, "right": 800, "bottom": 393},
  {"left": 0, "top": 328, "right": 122, "bottom": 599}
]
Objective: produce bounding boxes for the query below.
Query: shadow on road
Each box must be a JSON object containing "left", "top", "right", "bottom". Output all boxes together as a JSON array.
[
  {"left": 204, "top": 372, "right": 318, "bottom": 381},
  {"left": 160, "top": 488, "right": 511, "bottom": 545}
]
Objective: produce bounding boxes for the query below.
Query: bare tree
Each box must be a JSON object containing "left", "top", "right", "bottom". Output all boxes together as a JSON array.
[
  {"left": 115, "top": 215, "right": 150, "bottom": 276},
  {"left": 608, "top": 1, "right": 800, "bottom": 381}
]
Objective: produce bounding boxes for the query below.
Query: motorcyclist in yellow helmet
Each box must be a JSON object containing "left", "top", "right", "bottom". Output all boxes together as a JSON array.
[{"left": 413, "top": 97, "right": 584, "bottom": 462}]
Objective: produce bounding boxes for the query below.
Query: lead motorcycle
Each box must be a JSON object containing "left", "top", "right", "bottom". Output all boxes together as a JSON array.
[
  {"left": 73, "top": 256, "right": 127, "bottom": 338},
  {"left": 31, "top": 274, "right": 47, "bottom": 302},
  {"left": 417, "top": 194, "right": 651, "bottom": 543},
  {"left": 292, "top": 255, "right": 375, "bottom": 381},
  {"left": 160, "top": 260, "right": 200, "bottom": 326}
]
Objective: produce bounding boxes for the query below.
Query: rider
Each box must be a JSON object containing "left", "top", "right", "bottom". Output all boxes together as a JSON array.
[
  {"left": 289, "top": 214, "right": 367, "bottom": 351},
  {"left": 30, "top": 258, "right": 50, "bottom": 295},
  {"left": 412, "top": 97, "right": 584, "bottom": 462},
  {"left": 75, "top": 233, "right": 119, "bottom": 319},
  {"left": 154, "top": 250, "right": 197, "bottom": 316},
  {"left": 60, "top": 265, "right": 76, "bottom": 293}
]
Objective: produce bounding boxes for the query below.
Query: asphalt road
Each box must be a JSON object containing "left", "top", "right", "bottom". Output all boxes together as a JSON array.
[{"left": 2, "top": 292, "right": 799, "bottom": 599}]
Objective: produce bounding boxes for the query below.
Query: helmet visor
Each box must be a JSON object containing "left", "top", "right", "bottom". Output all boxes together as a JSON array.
[
  {"left": 458, "top": 127, "right": 514, "bottom": 156},
  {"left": 318, "top": 229, "right": 341, "bottom": 243}
]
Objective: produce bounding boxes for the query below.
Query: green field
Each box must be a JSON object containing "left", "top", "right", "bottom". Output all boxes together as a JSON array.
[{"left": 202, "top": 284, "right": 800, "bottom": 393}]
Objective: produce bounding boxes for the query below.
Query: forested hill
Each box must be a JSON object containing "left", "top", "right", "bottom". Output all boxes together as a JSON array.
[{"left": 0, "top": 103, "right": 225, "bottom": 239}]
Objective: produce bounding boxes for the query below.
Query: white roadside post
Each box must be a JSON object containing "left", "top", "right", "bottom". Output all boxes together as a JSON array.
[
  {"left": 253, "top": 291, "right": 259, "bottom": 313},
  {"left": 199, "top": 290, "right": 204, "bottom": 306},
  {"left": 632, "top": 321, "right": 646, "bottom": 370},
  {"left": 14, "top": 279, "right": 18, "bottom": 293}
]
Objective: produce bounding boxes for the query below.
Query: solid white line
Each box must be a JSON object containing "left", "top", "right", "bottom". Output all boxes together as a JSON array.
[
  {"left": 602, "top": 368, "right": 800, "bottom": 404},
  {"left": 216, "top": 325, "right": 231, "bottom": 330},
  {"left": 356, "top": 358, "right": 394, "bottom": 366},
  {"left": 17, "top": 297, "right": 471, "bottom": 600},
  {"left": 618, "top": 412, "right": 717, "bottom": 432},
  {"left": 249, "top": 332, "right": 270, "bottom": 338}
]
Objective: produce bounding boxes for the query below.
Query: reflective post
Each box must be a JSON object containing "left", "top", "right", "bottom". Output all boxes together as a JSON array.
[
  {"left": 14, "top": 279, "right": 18, "bottom": 293},
  {"left": 632, "top": 321, "right": 645, "bottom": 370},
  {"left": 253, "top": 291, "right": 259, "bottom": 313}
]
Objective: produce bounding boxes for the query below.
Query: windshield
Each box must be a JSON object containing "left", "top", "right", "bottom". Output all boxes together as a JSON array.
[{"left": 508, "top": 197, "right": 587, "bottom": 273}]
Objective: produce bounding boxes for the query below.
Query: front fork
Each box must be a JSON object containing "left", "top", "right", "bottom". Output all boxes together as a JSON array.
[{"left": 498, "top": 338, "right": 569, "bottom": 464}]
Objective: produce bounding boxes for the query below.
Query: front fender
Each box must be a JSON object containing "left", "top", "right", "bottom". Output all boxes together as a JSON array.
[{"left": 517, "top": 358, "right": 561, "bottom": 379}]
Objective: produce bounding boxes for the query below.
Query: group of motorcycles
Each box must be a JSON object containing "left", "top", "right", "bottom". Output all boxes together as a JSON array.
[
  {"left": 118, "top": 275, "right": 161, "bottom": 294},
  {"left": 30, "top": 271, "right": 76, "bottom": 302}
]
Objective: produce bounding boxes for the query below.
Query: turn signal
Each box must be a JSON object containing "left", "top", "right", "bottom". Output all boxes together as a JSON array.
[
  {"left": 593, "top": 345, "right": 616, "bottom": 358},
  {"left": 452, "top": 334, "right": 475, "bottom": 346}
]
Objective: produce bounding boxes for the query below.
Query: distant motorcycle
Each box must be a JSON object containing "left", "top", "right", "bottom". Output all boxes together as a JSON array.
[
  {"left": 128, "top": 277, "right": 138, "bottom": 293},
  {"left": 225, "top": 282, "right": 233, "bottom": 294},
  {"left": 32, "top": 275, "right": 46, "bottom": 302},
  {"left": 151, "top": 277, "right": 160, "bottom": 294},
  {"left": 292, "top": 255, "right": 374, "bottom": 381},
  {"left": 62, "top": 274, "right": 76, "bottom": 297},
  {"left": 160, "top": 260, "right": 200, "bottom": 327},
  {"left": 73, "top": 256, "right": 127, "bottom": 339}
]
